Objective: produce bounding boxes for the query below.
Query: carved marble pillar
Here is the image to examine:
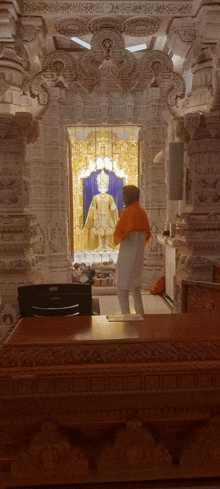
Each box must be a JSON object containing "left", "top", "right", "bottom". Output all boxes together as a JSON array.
[
  {"left": 140, "top": 89, "right": 168, "bottom": 289},
  {"left": 0, "top": 112, "right": 39, "bottom": 336},
  {"left": 165, "top": 120, "right": 185, "bottom": 232},
  {"left": 29, "top": 87, "right": 72, "bottom": 283},
  {"left": 164, "top": 146, "right": 183, "bottom": 231},
  {"left": 0, "top": 1, "right": 23, "bottom": 111},
  {"left": 173, "top": 111, "right": 220, "bottom": 312}
]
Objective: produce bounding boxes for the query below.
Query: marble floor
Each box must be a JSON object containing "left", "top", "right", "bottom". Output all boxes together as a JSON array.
[{"left": 97, "top": 291, "right": 171, "bottom": 315}]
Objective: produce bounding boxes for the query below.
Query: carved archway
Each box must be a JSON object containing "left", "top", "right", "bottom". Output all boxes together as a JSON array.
[{"left": 25, "top": 22, "right": 186, "bottom": 285}]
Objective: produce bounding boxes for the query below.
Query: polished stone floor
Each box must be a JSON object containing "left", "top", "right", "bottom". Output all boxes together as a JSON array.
[{"left": 97, "top": 291, "right": 171, "bottom": 315}]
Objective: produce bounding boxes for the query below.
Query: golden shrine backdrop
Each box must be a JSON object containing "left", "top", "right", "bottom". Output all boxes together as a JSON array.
[{"left": 68, "top": 126, "right": 140, "bottom": 253}]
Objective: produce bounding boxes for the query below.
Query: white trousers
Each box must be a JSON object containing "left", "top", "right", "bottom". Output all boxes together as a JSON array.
[
  {"left": 117, "top": 287, "right": 144, "bottom": 315},
  {"left": 116, "top": 231, "right": 146, "bottom": 289}
]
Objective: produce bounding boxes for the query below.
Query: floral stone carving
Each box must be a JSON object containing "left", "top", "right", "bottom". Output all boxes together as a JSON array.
[
  {"left": 89, "top": 16, "right": 125, "bottom": 33},
  {"left": 91, "top": 29, "right": 125, "bottom": 63},
  {"left": 54, "top": 16, "right": 90, "bottom": 37},
  {"left": 124, "top": 17, "right": 160, "bottom": 37}
]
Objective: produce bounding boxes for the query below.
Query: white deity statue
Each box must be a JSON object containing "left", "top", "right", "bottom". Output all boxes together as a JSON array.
[{"left": 82, "top": 169, "right": 118, "bottom": 250}]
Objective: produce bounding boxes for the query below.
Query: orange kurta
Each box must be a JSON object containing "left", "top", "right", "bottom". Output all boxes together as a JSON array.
[{"left": 114, "top": 202, "right": 151, "bottom": 246}]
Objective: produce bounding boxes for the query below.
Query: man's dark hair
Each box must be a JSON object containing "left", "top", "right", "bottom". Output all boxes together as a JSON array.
[{"left": 122, "top": 185, "right": 140, "bottom": 206}]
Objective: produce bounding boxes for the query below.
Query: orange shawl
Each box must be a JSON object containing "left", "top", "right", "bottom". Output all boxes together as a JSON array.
[{"left": 114, "top": 202, "right": 151, "bottom": 246}]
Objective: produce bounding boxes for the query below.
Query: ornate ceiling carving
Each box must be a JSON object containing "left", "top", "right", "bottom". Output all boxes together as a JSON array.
[
  {"left": 89, "top": 16, "right": 125, "bottom": 34},
  {"left": 29, "top": 25, "right": 186, "bottom": 113},
  {"left": 174, "top": 26, "right": 196, "bottom": 44},
  {"left": 140, "top": 49, "right": 173, "bottom": 74},
  {"left": 54, "top": 16, "right": 90, "bottom": 37},
  {"left": 8, "top": 0, "right": 220, "bottom": 116},
  {"left": 53, "top": 15, "right": 160, "bottom": 40},
  {"left": 1, "top": 0, "right": 220, "bottom": 115},
  {"left": 18, "top": 24, "right": 38, "bottom": 42},
  {"left": 117, "top": 51, "right": 139, "bottom": 92},
  {"left": 17, "top": 17, "right": 44, "bottom": 43},
  {"left": 41, "top": 49, "right": 77, "bottom": 76},
  {"left": 91, "top": 29, "right": 125, "bottom": 63},
  {"left": 77, "top": 52, "right": 100, "bottom": 92},
  {"left": 124, "top": 17, "right": 160, "bottom": 37}
]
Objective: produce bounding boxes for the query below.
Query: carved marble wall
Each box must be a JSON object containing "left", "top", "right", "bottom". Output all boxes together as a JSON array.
[
  {"left": 0, "top": 113, "right": 39, "bottom": 337},
  {"left": 28, "top": 87, "right": 73, "bottom": 285},
  {"left": 171, "top": 112, "right": 220, "bottom": 312},
  {"left": 168, "top": 10, "right": 220, "bottom": 312},
  {"left": 139, "top": 98, "right": 168, "bottom": 288},
  {"left": 158, "top": 5, "right": 220, "bottom": 312}
]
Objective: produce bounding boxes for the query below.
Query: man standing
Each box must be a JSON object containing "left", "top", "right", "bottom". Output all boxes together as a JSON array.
[{"left": 114, "top": 185, "right": 151, "bottom": 314}]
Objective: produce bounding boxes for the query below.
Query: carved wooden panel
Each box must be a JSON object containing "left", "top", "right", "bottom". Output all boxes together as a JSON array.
[
  {"left": 182, "top": 280, "right": 220, "bottom": 313},
  {"left": 213, "top": 263, "right": 220, "bottom": 283},
  {"left": 2, "top": 314, "right": 220, "bottom": 487}
]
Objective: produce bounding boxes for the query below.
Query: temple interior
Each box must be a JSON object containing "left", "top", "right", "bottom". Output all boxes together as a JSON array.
[
  {"left": 1, "top": 0, "right": 220, "bottom": 486},
  {"left": 2, "top": 0, "right": 220, "bottom": 331}
]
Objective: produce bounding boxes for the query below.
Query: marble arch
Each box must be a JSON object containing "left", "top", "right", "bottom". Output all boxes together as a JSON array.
[
  {"left": 27, "top": 60, "right": 175, "bottom": 284},
  {"left": 26, "top": 29, "right": 185, "bottom": 288}
]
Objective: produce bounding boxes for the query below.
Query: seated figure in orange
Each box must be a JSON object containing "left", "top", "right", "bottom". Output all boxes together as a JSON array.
[{"left": 114, "top": 185, "right": 151, "bottom": 315}]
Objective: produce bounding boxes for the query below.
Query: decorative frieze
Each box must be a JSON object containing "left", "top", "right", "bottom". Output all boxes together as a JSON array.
[
  {"left": 23, "top": 1, "right": 193, "bottom": 16},
  {"left": 3, "top": 415, "right": 220, "bottom": 487}
]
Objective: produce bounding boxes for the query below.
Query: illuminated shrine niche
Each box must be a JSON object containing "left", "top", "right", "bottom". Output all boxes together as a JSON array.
[{"left": 68, "top": 126, "right": 139, "bottom": 260}]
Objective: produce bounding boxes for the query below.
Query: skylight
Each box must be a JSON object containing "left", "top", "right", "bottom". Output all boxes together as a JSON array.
[
  {"left": 71, "top": 37, "right": 91, "bottom": 49},
  {"left": 70, "top": 38, "right": 147, "bottom": 53},
  {"left": 126, "top": 44, "right": 147, "bottom": 52}
]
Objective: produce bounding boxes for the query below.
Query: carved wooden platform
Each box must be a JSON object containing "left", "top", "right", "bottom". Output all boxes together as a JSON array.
[
  {"left": 1, "top": 314, "right": 220, "bottom": 488},
  {"left": 182, "top": 281, "right": 220, "bottom": 313}
]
